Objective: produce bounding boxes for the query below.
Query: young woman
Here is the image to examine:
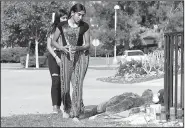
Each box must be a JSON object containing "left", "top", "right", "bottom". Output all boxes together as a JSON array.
[
  {"left": 51, "top": 3, "right": 90, "bottom": 120},
  {"left": 47, "top": 9, "right": 71, "bottom": 114}
]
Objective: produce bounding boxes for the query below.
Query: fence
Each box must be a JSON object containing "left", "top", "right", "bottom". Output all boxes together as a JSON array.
[{"left": 164, "top": 31, "right": 184, "bottom": 121}]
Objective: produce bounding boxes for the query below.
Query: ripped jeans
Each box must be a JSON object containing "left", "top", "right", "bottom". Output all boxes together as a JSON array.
[{"left": 48, "top": 50, "right": 71, "bottom": 109}]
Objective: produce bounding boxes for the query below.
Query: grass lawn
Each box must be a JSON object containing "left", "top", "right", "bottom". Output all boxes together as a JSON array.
[
  {"left": 1, "top": 113, "right": 123, "bottom": 127},
  {"left": 1, "top": 113, "right": 166, "bottom": 127}
]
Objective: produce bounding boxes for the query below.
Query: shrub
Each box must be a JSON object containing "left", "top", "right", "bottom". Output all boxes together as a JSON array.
[
  {"left": 142, "top": 49, "right": 164, "bottom": 74},
  {"left": 20, "top": 56, "right": 47, "bottom": 67},
  {"left": 89, "top": 45, "right": 111, "bottom": 57},
  {"left": 116, "top": 49, "right": 165, "bottom": 80},
  {"left": 117, "top": 60, "right": 147, "bottom": 77},
  {"left": 1, "top": 47, "right": 28, "bottom": 63},
  {"left": 43, "top": 51, "right": 50, "bottom": 58}
]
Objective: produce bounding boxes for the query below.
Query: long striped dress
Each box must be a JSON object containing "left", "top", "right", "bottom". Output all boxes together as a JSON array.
[{"left": 58, "top": 20, "right": 89, "bottom": 117}]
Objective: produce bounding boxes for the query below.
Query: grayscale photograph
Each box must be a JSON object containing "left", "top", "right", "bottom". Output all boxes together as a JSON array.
[{"left": 1, "top": 0, "right": 184, "bottom": 127}]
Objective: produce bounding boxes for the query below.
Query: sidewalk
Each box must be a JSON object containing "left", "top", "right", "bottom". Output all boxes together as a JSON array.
[
  {"left": 1, "top": 63, "right": 120, "bottom": 70},
  {"left": 1, "top": 63, "right": 24, "bottom": 69}
]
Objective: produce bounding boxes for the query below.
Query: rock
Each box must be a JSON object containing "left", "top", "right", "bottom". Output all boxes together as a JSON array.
[
  {"left": 157, "top": 89, "right": 164, "bottom": 104},
  {"left": 97, "top": 101, "right": 107, "bottom": 114},
  {"left": 152, "top": 89, "right": 164, "bottom": 105},
  {"left": 106, "top": 99, "right": 134, "bottom": 114},
  {"left": 79, "top": 105, "right": 97, "bottom": 119},
  {"left": 72, "top": 117, "right": 81, "bottom": 123},
  {"left": 130, "top": 116, "right": 147, "bottom": 125},
  {"left": 141, "top": 89, "right": 153, "bottom": 104},
  {"left": 123, "top": 114, "right": 148, "bottom": 125},
  {"left": 88, "top": 115, "right": 98, "bottom": 120},
  {"left": 105, "top": 95, "right": 127, "bottom": 108},
  {"left": 130, "top": 107, "right": 141, "bottom": 115},
  {"left": 115, "top": 110, "right": 130, "bottom": 118},
  {"left": 97, "top": 92, "right": 145, "bottom": 114},
  {"left": 106, "top": 92, "right": 140, "bottom": 108},
  {"left": 139, "top": 106, "right": 146, "bottom": 112},
  {"left": 104, "top": 114, "right": 122, "bottom": 119},
  {"left": 128, "top": 96, "right": 145, "bottom": 107},
  {"left": 87, "top": 112, "right": 110, "bottom": 120}
]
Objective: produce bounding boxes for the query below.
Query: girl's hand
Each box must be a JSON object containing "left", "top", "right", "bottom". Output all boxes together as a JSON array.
[
  {"left": 71, "top": 46, "right": 80, "bottom": 53},
  {"left": 60, "top": 46, "right": 69, "bottom": 54},
  {"left": 55, "top": 56, "right": 61, "bottom": 66}
]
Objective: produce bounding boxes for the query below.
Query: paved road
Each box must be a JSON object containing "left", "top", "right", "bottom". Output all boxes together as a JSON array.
[{"left": 1, "top": 67, "right": 181, "bottom": 117}]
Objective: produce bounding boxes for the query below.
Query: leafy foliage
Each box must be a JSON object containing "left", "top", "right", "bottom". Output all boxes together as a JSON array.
[
  {"left": 20, "top": 55, "right": 47, "bottom": 67},
  {"left": 1, "top": 1, "right": 184, "bottom": 56},
  {"left": 1, "top": 47, "right": 28, "bottom": 63},
  {"left": 1, "top": 0, "right": 73, "bottom": 54}
]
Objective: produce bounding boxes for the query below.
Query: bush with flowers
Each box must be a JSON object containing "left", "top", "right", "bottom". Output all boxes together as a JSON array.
[{"left": 97, "top": 49, "right": 177, "bottom": 84}]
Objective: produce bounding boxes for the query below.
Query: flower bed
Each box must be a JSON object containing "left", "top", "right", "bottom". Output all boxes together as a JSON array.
[
  {"left": 97, "top": 73, "right": 164, "bottom": 84},
  {"left": 97, "top": 50, "right": 181, "bottom": 84}
]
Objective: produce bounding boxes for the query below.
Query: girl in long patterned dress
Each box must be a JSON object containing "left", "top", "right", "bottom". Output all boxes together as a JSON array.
[{"left": 51, "top": 3, "right": 90, "bottom": 120}]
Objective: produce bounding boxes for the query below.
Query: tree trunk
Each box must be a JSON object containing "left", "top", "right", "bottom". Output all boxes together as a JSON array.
[
  {"left": 35, "top": 39, "right": 39, "bottom": 68},
  {"left": 25, "top": 41, "right": 31, "bottom": 68},
  {"left": 25, "top": 54, "right": 29, "bottom": 68},
  {"left": 124, "top": 41, "right": 130, "bottom": 50}
]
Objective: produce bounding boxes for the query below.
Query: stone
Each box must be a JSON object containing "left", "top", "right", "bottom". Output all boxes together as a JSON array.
[
  {"left": 141, "top": 89, "right": 153, "bottom": 104},
  {"left": 105, "top": 95, "right": 127, "bottom": 108},
  {"left": 157, "top": 89, "right": 164, "bottom": 104},
  {"left": 128, "top": 96, "right": 145, "bottom": 107},
  {"left": 130, "top": 107, "right": 141, "bottom": 115},
  {"left": 125, "top": 114, "right": 148, "bottom": 125},
  {"left": 115, "top": 110, "right": 130, "bottom": 118},
  {"left": 102, "top": 92, "right": 145, "bottom": 114},
  {"left": 152, "top": 89, "right": 164, "bottom": 105},
  {"left": 106, "top": 99, "right": 134, "bottom": 114},
  {"left": 78, "top": 105, "right": 97, "bottom": 119},
  {"left": 88, "top": 115, "right": 98, "bottom": 120},
  {"left": 72, "top": 117, "right": 81, "bottom": 123},
  {"left": 104, "top": 114, "right": 122, "bottom": 119},
  {"left": 106, "top": 92, "right": 140, "bottom": 108},
  {"left": 97, "top": 101, "right": 107, "bottom": 114}
]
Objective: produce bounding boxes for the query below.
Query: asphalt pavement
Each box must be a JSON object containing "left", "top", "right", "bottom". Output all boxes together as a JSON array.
[{"left": 1, "top": 64, "right": 181, "bottom": 117}]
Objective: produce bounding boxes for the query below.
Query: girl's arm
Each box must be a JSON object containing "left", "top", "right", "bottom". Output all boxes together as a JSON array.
[
  {"left": 73, "top": 28, "right": 90, "bottom": 51},
  {"left": 47, "top": 35, "right": 61, "bottom": 66},
  {"left": 52, "top": 28, "right": 68, "bottom": 54},
  {"left": 47, "top": 36, "right": 57, "bottom": 58}
]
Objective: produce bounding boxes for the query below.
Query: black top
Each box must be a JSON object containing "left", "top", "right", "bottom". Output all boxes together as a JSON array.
[{"left": 57, "top": 20, "right": 89, "bottom": 46}]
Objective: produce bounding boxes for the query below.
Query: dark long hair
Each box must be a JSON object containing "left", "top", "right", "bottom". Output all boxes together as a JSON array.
[
  {"left": 68, "top": 3, "right": 86, "bottom": 19},
  {"left": 47, "top": 9, "right": 67, "bottom": 37}
]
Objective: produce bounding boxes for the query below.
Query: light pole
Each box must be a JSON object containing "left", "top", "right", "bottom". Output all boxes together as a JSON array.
[
  {"left": 113, "top": 5, "right": 120, "bottom": 64},
  {"left": 92, "top": 39, "right": 100, "bottom": 57}
]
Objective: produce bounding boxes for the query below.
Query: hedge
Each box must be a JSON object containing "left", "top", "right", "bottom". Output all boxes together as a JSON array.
[
  {"left": 20, "top": 56, "right": 47, "bottom": 67},
  {"left": 89, "top": 45, "right": 113, "bottom": 57},
  {"left": 1, "top": 47, "right": 28, "bottom": 63}
]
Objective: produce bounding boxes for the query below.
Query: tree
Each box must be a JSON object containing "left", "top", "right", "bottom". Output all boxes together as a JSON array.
[
  {"left": 2, "top": 0, "right": 72, "bottom": 50},
  {"left": 1, "top": 0, "right": 73, "bottom": 68},
  {"left": 2, "top": 1, "right": 183, "bottom": 58}
]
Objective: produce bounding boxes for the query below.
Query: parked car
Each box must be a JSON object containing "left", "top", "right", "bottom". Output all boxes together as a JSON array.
[{"left": 117, "top": 50, "right": 147, "bottom": 63}]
